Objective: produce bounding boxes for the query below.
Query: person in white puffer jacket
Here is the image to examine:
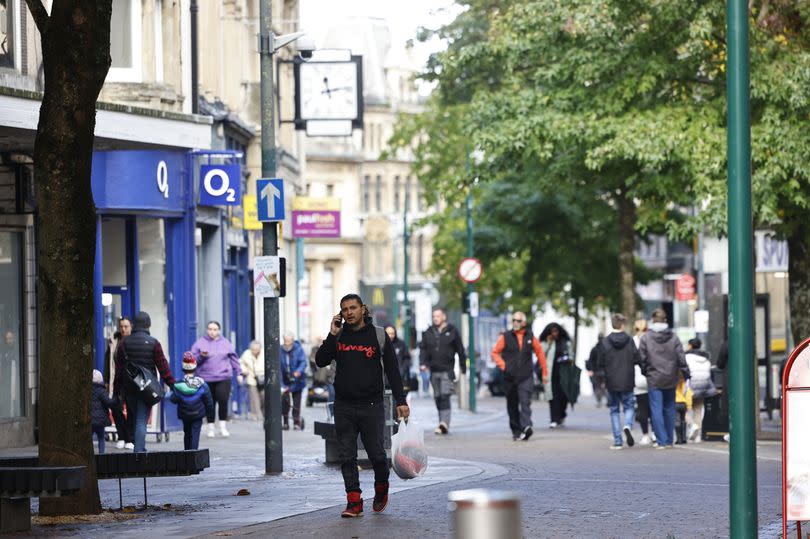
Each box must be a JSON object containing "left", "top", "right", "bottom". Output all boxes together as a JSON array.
[
  {"left": 684, "top": 337, "right": 716, "bottom": 443},
  {"left": 633, "top": 320, "right": 653, "bottom": 445}
]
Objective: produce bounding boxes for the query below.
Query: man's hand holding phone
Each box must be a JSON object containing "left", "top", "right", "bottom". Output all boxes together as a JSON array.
[{"left": 330, "top": 313, "right": 343, "bottom": 336}]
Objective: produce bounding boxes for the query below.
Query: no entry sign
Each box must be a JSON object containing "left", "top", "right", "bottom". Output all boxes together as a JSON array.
[{"left": 458, "top": 257, "right": 483, "bottom": 283}]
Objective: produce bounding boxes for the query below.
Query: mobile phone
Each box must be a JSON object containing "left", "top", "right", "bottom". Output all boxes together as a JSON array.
[{"left": 334, "top": 313, "right": 343, "bottom": 328}]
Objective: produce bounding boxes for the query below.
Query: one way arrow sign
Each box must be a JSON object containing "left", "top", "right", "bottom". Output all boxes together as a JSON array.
[{"left": 257, "top": 178, "right": 285, "bottom": 222}]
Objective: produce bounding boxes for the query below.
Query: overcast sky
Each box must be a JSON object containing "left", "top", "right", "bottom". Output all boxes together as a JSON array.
[{"left": 299, "top": 0, "right": 460, "bottom": 70}]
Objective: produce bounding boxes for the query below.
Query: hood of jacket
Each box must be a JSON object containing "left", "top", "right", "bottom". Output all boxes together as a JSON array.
[
  {"left": 606, "top": 332, "right": 632, "bottom": 349},
  {"left": 649, "top": 327, "right": 677, "bottom": 344}
]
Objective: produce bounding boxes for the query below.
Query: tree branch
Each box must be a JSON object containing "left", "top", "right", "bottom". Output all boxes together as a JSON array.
[{"left": 24, "top": 0, "right": 50, "bottom": 35}]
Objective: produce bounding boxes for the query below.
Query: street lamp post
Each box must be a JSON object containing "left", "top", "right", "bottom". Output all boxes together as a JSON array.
[
  {"left": 403, "top": 193, "right": 410, "bottom": 349},
  {"left": 466, "top": 190, "right": 476, "bottom": 413},
  {"left": 258, "top": 0, "right": 305, "bottom": 475},
  {"left": 726, "top": 0, "right": 757, "bottom": 534}
]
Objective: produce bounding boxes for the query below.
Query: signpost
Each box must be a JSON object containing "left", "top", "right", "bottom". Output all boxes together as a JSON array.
[
  {"left": 458, "top": 256, "right": 482, "bottom": 412},
  {"left": 458, "top": 257, "right": 483, "bottom": 284},
  {"left": 675, "top": 273, "right": 696, "bottom": 301},
  {"left": 257, "top": 178, "right": 285, "bottom": 222}
]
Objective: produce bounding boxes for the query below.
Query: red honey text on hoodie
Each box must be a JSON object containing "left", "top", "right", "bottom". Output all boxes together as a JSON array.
[{"left": 315, "top": 322, "right": 406, "bottom": 406}]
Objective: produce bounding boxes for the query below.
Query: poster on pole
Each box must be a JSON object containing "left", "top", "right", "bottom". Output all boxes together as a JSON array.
[{"left": 254, "top": 256, "right": 286, "bottom": 298}]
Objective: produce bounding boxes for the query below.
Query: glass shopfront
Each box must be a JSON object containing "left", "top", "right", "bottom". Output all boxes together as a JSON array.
[{"left": 0, "top": 230, "right": 24, "bottom": 419}]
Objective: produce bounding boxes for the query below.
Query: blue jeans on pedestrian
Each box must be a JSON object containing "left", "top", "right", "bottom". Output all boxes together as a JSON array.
[
  {"left": 125, "top": 394, "right": 152, "bottom": 453},
  {"left": 607, "top": 390, "right": 636, "bottom": 446},
  {"left": 648, "top": 387, "right": 676, "bottom": 446},
  {"left": 92, "top": 426, "right": 107, "bottom": 454},
  {"left": 183, "top": 418, "right": 203, "bottom": 450}
]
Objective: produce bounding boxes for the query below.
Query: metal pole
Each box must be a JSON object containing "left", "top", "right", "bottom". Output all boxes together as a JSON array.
[
  {"left": 727, "top": 0, "right": 757, "bottom": 534},
  {"left": 466, "top": 190, "right": 476, "bottom": 412},
  {"left": 403, "top": 193, "right": 410, "bottom": 348},
  {"left": 296, "top": 237, "right": 304, "bottom": 339},
  {"left": 260, "top": 0, "right": 282, "bottom": 474},
  {"left": 190, "top": 0, "right": 199, "bottom": 113}
]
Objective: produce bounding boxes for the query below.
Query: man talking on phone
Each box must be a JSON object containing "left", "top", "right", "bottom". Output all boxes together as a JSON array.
[{"left": 315, "top": 293, "right": 410, "bottom": 518}]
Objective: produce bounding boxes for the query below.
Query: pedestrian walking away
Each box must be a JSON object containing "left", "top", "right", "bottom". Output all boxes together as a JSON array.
[
  {"left": 491, "top": 311, "right": 548, "bottom": 441},
  {"left": 191, "top": 321, "right": 242, "bottom": 438},
  {"left": 113, "top": 311, "right": 176, "bottom": 453},
  {"left": 586, "top": 334, "right": 608, "bottom": 408},
  {"left": 684, "top": 337, "right": 716, "bottom": 443},
  {"left": 239, "top": 340, "right": 265, "bottom": 420},
  {"left": 169, "top": 353, "right": 215, "bottom": 450},
  {"left": 419, "top": 307, "right": 467, "bottom": 434},
  {"left": 281, "top": 332, "right": 307, "bottom": 430},
  {"left": 595, "top": 314, "right": 641, "bottom": 450},
  {"left": 91, "top": 369, "right": 116, "bottom": 454},
  {"left": 386, "top": 326, "right": 415, "bottom": 395},
  {"left": 632, "top": 319, "right": 653, "bottom": 445},
  {"left": 315, "top": 293, "right": 409, "bottom": 518},
  {"left": 540, "top": 322, "right": 577, "bottom": 428},
  {"left": 638, "top": 308, "right": 690, "bottom": 449}
]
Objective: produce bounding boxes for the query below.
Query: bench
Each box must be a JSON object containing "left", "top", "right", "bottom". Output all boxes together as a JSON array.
[
  {"left": 96, "top": 450, "right": 210, "bottom": 509},
  {"left": 0, "top": 463, "right": 85, "bottom": 533},
  {"left": 313, "top": 391, "right": 397, "bottom": 465}
]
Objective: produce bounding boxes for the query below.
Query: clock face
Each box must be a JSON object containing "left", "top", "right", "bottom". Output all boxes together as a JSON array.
[{"left": 299, "top": 61, "right": 359, "bottom": 121}]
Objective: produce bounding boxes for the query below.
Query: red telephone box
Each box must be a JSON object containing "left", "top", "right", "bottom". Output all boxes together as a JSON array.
[{"left": 782, "top": 338, "right": 810, "bottom": 537}]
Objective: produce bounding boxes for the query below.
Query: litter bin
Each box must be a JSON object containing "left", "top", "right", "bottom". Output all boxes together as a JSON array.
[{"left": 448, "top": 489, "right": 521, "bottom": 539}]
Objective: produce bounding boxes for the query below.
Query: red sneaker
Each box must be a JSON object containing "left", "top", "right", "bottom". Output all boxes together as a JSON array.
[
  {"left": 372, "top": 481, "right": 389, "bottom": 513},
  {"left": 341, "top": 491, "right": 363, "bottom": 518}
]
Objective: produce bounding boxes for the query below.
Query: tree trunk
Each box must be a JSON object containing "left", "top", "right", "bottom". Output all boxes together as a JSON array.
[
  {"left": 617, "top": 189, "right": 637, "bottom": 322},
  {"left": 26, "top": 0, "right": 112, "bottom": 516},
  {"left": 788, "top": 222, "right": 810, "bottom": 343}
]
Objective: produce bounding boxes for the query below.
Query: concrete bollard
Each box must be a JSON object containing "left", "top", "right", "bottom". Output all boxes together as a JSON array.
[{"left": 448, "top": 489, "right": 521, "bottom": 539}]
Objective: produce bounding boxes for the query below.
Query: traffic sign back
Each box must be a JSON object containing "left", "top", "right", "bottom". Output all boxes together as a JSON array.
[{"left": 257, "top": 178, "right": 285, "bottom": 221}]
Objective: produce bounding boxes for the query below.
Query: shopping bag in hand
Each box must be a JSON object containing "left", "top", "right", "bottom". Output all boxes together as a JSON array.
[{"left": 391, "top": 418, "right": 428, "bottom": 480}]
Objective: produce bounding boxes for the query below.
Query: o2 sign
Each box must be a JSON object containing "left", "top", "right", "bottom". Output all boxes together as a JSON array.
[{"left": 199, "top": 164, "right": 242, "bottom": 206}]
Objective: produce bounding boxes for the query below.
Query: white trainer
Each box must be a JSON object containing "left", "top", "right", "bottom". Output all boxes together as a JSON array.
[
  {"left": 207, "top": 424, "right": 216, "bottom": 438},
  {"left": 638, "top": 435, "right": 651, "bottom": 446},
  {"left": 116, "top": 440, "right": 126, "bottom": 450},
  {"left": 219, "top": 421, "right": 231, "bottom": 438},
  {"left": 124, "top": 442, "right": 134, "bottom": 450}
]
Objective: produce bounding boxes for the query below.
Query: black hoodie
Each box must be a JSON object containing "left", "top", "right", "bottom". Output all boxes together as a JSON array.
[
  {"left": 597, "top": 332, "right": 641, "bottom": 392},
  {"left": 315, "top": 321, "right": 406, "bottom": 406}
]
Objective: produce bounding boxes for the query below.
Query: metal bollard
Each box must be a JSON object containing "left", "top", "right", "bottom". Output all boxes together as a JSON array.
[{"left": 448, "top": 489, "right": 521, "bottom": 539}]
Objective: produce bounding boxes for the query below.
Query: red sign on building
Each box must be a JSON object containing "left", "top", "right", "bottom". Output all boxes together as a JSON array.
[{"left": 674, "top": 273, "right": 696, "bottom": 301}]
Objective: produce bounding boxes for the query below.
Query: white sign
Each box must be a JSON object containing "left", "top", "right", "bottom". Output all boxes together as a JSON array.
[
  {"left": 458, "top": 257, "right": 483, "bottom": 283},
  {"left": 756, "top": 230, "right": 788, "bottom": 272},
  {"left": 694, "top": 310, "right": 709, "bottom": 334},
  {"left": 254, "top": 256, "right": 282, "bottom": 298},
  {"left": 469, "top": 292, "right": 479, "bottom": 318}
]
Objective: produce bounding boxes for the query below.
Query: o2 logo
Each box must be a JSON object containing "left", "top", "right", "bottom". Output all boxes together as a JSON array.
[
  {"left": 156, "top": 160, "right": 169, "bottom": 199},
  {"left": 199, "top": 164, "right": 242, "bottom": 206}
]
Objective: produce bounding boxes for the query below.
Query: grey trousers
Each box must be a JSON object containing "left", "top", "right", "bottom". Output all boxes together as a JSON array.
[
  {"left": 504, "top": 376, "right": 533, "bottom": 436},
  {"left": 430, "top": 371, "right": 454, "bottom": 426}
]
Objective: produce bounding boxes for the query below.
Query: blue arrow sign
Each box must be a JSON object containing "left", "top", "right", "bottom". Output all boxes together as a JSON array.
[{"left": 257, "top": 178, "right": 285, "bottom": 222}]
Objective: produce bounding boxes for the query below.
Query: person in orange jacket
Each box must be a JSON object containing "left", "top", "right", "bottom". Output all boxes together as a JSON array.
[{"left": 491, "top": 312, "right": 549, "bottom": 441}]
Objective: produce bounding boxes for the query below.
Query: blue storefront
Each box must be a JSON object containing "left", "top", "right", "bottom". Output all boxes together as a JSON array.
[{"left": 91, "top": 150, "right": 198, "bottom": 432}]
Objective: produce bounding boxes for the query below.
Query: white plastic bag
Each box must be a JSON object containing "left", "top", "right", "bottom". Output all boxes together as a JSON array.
[{"left": 391, "top": 418, "right": 428, "bottom": 480}]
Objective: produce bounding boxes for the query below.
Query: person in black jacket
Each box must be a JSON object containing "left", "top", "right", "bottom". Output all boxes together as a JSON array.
[
  {"left": 315, "top": 293, "right": 410, "bottom": 518},
  {"left": 419, "top": 307, "right": 467, "bottom": 435},
  {"left": 169, "top": 353, "right": 215, "bottom": 450},
  {"left": 91, "top": 369, "right": 116, "bottom": 454},
  {"left": 586, "top": 334, "right": 608, "bottom": 408},
  {"left": 385, "top": 326, "right": 413, "bottom": 394},
  {"left": 540, "top": 322, "right": 573, "bottom": 428},
  {"left": 596, "top": 314, "right": 642, "bottom": 449}
]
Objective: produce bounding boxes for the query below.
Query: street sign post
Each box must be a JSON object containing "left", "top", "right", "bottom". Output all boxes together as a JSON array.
[
  {"left": 257, "top": 178, "right": 285, "bottom": 222},
  {"left": 458, "top": 257, "right": 483, "bottom": 284}
]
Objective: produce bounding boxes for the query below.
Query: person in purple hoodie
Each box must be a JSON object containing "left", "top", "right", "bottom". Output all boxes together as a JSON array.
[{"left": 191, "top": 321, "right": 242, "bottom": 438}]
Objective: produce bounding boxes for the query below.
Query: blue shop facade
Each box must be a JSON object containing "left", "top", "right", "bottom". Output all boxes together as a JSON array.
[{"left": 92, "top": 150, "right": 251, "bottom": 432}]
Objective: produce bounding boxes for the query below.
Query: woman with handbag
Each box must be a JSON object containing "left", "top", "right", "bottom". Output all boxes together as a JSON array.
[
  {"left": 239, "top": 340, "right": 265, "bottom": 420},
  {"left": 113, "top": 311, "right": 176, "bottom": 453}
]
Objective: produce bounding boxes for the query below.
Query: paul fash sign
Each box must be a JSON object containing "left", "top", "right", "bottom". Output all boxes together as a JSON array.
[
  {"left": 199, "top": 164, "right": 241, "bottom": 206},
  {"left": 292, "top": 196, "right": 340, "bottom": 238}
]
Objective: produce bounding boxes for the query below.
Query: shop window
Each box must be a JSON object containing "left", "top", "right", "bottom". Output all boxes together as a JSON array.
[
  {"left": 138, "top": 218, "right": 168, "bottom": 350},
  {"left": 0, "top": 0, "right": 14, "bottom": 69},
  {"left": 375, "top": 175, "right": 382, "bottom": 212},
  {"left": 109, "top": 0, "right": 142, "bottom": 82},
  {"left": 362, "top": 175, "right": 370, "bottom": 212},
  {"left": 404, "top": 176, "right": 412, "bottom": 212},
  {"left": 0, "top": 230, "right": 24, "bottom": 418},
  {"left": 393, "top": 176, "right": 400, "bottom": 212}
]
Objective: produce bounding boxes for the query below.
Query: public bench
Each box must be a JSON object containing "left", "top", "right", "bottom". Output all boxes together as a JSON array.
[
  {"left": 0, "top": 463, "right": 85, "bottom": 533},
  {"left": 96, "top": 449, "right": 210, "bottom": 508}
]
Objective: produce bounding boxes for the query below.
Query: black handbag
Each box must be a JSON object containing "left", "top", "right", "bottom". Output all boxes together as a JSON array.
[{"left": 125, "top": 362, "right": 164, "bottom": 406}]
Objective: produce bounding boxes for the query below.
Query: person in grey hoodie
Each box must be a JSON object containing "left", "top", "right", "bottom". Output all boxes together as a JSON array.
[
  {"left": 638, "top": 308, "right": 690, "bottom": 448},
  {"left": 597, "top": 313, "right": 641, "bottom": 449}
]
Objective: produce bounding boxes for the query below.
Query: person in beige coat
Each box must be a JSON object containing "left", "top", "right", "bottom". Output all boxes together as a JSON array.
[{"left": 239, "top": 340, "right": 265, "bottom": 420}]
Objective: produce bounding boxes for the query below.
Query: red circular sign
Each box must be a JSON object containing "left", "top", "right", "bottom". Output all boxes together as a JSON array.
[{"left": 458, "top": 258, "right": 483, "bottom": 283}]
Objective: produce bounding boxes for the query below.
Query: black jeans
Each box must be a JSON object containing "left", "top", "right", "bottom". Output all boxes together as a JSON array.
[
  {"left": 636, "top": 393, "right": 651, "bottom": 435},
  {"left": 334, "top": 400, "right": 388, "bottom": 493},
  {"left": 183, "top": 418, "right": 203, "bottom": 450},
  {"left": 111, "top": 398, "right": 131, "bottom": 443},
  {"left": 206, "top": 380, "right": 231, "bottom": 422},
  {"left": 504, "top": 376, "right": 533, "bottom": 436},
  {"left": 549, "top": 364, "right": 569, "bottom": 424}
]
